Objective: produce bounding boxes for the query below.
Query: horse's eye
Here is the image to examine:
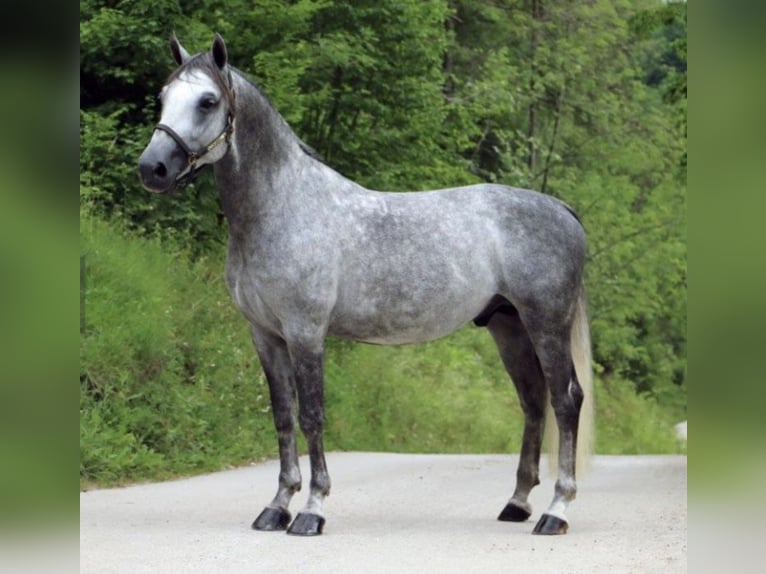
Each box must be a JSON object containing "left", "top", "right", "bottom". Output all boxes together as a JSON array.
[{"left": 199, "top": 97, "right": 218, "bottom": 111}]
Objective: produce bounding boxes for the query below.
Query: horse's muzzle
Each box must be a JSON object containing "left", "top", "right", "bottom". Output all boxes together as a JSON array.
[
  {"left": 138, "top": 154, "right": 176, "bottom": 193},
  {"left": 138, "top": 146, "right": 184, "bottom": 193}
]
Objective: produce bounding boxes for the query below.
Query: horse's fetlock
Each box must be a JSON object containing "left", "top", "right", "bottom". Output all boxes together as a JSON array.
[
  {"left": 280, "top": 470, "right": 302, "bottom": 491},
  {"left": 555, "top": 477, "right": 577, "bottom": 501}
]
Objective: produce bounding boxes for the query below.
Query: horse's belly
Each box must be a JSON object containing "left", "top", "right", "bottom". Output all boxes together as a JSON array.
[
  {"left": 328, "top": 296, "right": 488, "bottom": 345},
  {"left": 349, "top": 324, "right": 465, "bottom": 345},
  {"left": 330, "top": 251, "right": 499, "bottom": 344}
]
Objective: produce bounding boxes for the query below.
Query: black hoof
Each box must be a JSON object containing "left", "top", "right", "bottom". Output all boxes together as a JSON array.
[
  {"left": 498, "top": 501, "right": 532, "bottom": 522},
  {"left": 532, "top": 513, "right": 569, "bottom": 535},
  {"left": 252, "top": 507, "right": 292, "bottom": 531},
  {"left": 287, "top": 512, "right": 325, "bottom": 536}
]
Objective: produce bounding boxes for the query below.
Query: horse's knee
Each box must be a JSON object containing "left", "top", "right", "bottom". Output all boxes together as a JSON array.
[
  {"left": 298, "top": 411, "right": 324, "bottom": 436},
  {"left": 273, "top": 409, "right": 296, "bottom": 434},
  {"left": 521, "top": 400, "right": 546, "bottom": 423}
]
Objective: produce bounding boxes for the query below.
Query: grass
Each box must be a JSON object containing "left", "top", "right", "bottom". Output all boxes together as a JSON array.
[
  {"left": 80, "top": 215, "right": 273, "bottom": 486},
  {"left": 80, "top": 214, "right": 685, "bottom": 488},
  {"left": 324, "top": 329, "right": 523, "bottom": 454}
]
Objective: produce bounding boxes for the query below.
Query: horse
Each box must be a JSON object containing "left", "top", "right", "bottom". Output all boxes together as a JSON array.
[{"left": 138, "top": 33, "right": 594, "bottom": 537}]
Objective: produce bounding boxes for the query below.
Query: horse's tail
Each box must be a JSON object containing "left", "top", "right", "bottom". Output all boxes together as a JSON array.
[
  {"left": 570, "top": 289, "right": 595, "bottom": 476},
  {"left": 545, "top": 287, "right": 595, "bottom": 477}
]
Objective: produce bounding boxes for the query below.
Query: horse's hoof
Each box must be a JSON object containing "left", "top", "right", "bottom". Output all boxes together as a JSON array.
[
  {"left": 532, "top": 513, "right": 569, "bottom": 535},
  {"left": 287, "top": 512, "right": 325, "bottom": 536},
  {"left": 252, "top": 507, "right": 292, "bottom": 531},
  {"left": 498, "top": 500, "right": 532, "bottom": 522}
]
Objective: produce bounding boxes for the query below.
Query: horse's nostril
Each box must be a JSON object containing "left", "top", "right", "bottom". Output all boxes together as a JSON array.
[{"left": 154, "top": 162, "right": 168, "bottom": 178}]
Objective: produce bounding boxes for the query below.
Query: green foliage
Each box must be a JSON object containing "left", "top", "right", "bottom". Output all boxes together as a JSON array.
[
  {"left": 296, "top": 0, "right": 459, "bottom": 189},
  {"left": 594, "top": 376, "right": 685, "bottom": 455},
  {"left": 324, "top": 328, "right": 522, "bottom": 453},
  {"left": 80, "top": 214, "right": 274, "bottom": 485},
  {"left": 80, "top": 0, "right": 181, "bottom": 108},
  {"left": 80, "top": 0, "right": 226, "bottom": 253},
  {"left": 80, "top": 107, "right": 226, "bottom": 254},
  {"left": 630, "top": 0, "right": 687, "bottom": 167},
  {"left": 80, "top": 0, "right": 686, "bottom": 484}
]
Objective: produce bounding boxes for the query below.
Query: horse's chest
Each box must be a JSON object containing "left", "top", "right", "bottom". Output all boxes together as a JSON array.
[{"left": 226, "top": 262, "right": 282, "bottom": 332}]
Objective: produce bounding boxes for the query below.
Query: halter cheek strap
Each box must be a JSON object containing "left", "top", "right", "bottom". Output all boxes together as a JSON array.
[{"left": 154, "top": 123, "right": 197, "bottom": 158}]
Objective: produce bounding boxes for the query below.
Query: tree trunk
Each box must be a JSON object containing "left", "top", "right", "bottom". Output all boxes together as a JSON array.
[{"left": 527, "top": 0, "right": 541, "bottom": 176}]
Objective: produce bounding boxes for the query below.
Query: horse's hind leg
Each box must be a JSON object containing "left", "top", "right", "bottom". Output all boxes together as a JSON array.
[
  {"left": 487, "top": 310, "right": 547, "bottom": 524},
  {"left": 526, "top": 321, "right": 584, "bottom": 535},
  {"left": 250, "top": 328, "right": 302, "bottom": 532}
]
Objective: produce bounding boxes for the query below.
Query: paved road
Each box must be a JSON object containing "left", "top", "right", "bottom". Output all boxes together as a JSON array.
[{"left": 80, "top": 453, "right": 686, "bottom": 573}]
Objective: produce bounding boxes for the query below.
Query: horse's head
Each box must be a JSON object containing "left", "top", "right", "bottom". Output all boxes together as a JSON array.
[{"left": 139, "top": 33, "right": 234, "bottom": 193}]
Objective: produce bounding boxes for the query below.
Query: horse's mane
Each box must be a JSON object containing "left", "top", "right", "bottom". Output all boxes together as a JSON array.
[{"left": 233, "top": 68, "right": 324, "bottom": 162}]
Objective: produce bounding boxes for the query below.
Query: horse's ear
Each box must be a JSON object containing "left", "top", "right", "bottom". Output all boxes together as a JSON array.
[
  {"left": 211, "top": 33, "right": 228, "bottom": 70},
  {"left": 170, "top": 32, "right": 190, "bottom": 66}
]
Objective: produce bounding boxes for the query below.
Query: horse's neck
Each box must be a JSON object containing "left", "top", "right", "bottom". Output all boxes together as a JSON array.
[{"left": 214, "top": 73, "right": 313, "bottom": 238}]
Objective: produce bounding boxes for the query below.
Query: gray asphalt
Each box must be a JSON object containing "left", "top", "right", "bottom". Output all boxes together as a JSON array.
[{"left": 80, "top": 453, "right": 686, "bottom": 573}]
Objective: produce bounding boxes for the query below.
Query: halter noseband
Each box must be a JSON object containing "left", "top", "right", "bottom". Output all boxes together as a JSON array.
[{"left": 154, "top": 69, "right": 235, "bottom": 188}]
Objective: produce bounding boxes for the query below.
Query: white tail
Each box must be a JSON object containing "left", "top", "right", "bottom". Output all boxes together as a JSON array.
[{"left": 544, "top": 292, "right": 595, "bottom": 477}]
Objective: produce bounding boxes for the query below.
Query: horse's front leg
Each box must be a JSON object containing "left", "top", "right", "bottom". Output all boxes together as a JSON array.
[
  {"left": 251, "top": 327, "right": 302, "bottom": 532},
  {"left": 285, "top": 336, "right": 330, "bottom": 536}
]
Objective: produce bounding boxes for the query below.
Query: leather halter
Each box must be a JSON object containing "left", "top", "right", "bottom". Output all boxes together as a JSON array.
[{"left": 153, "top": 69, "right": 235, "bottom": 188}]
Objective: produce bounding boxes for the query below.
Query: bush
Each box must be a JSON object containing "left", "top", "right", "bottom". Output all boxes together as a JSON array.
[
  {"left": 593, "top": 376, "right": 686, "bottom": 455},
  {"left": 323, "top": 328, "right": 524, "bottom": 454},
  {"left": 80, "top": 214, "right": 273, "bottom": 486}
]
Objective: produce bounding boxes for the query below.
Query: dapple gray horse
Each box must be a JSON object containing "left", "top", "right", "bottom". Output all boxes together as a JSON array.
[{"left": 139, "top": 34, "right": 594, "bottom": 537}]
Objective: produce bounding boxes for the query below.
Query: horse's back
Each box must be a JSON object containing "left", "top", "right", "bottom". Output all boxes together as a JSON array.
[{"left": 343, "top": 182, "right": 586, "bottom": 290}]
